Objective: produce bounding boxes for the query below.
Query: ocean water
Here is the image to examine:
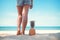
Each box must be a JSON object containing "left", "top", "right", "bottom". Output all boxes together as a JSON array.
[{"left": 0, "top": 26, "right": 60, "bottom": 31}]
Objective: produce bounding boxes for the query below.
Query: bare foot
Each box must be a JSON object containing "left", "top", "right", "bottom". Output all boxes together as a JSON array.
[
  {"left": 17, "top": 30, "right": 21, "bottom": 35},
  {"left": 21, "top": 31, "right": 25, "bottom": 35}
]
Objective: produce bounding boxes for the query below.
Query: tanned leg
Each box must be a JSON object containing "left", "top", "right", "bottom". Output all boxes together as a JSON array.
[
  {"left": 17, "top": 6, "right": 23, "bottom": 35},
  {"left": 22, "top": 5, "right": 30, "bottom": 35}
]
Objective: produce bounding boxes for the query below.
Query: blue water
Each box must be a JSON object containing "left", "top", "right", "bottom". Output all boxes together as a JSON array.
[{"left": 0, "top": 26, "right": 60, "bottom": 31}]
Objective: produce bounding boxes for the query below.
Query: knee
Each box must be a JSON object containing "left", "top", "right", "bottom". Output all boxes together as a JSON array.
[{"left": 18, "top": 15, "right": 22, "bottom": 19}]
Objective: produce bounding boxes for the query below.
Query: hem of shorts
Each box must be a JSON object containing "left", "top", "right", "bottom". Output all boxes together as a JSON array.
[
  {"left": 16, "top": 4, "right": 23, "bottom": 6},
  {"left": 16, "top": 4, "right": 31, "bottom": 7},
  {"left": 17, "top": 5, "right": 22, "bottom": 7}
]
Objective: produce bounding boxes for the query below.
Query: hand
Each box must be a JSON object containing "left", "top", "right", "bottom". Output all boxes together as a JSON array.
[
  {"left": 30, "top": 0, "right": 33, "bottom": 9},
  {"left": 30, "top": 5, "right": 33, "bottom": 9}
]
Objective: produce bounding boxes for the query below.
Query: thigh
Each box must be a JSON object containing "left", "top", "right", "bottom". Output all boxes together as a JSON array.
[
  {"left": 17, "top": 6, "right": 23, "bottom": 15},
  {"left": 22, "top": 5, "right": 30, "bottom": 15}
]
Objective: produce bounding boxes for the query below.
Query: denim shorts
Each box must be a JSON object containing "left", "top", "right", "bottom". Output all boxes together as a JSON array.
[{"left": 17, "top": 0, "right": 32, "bottom": 6}]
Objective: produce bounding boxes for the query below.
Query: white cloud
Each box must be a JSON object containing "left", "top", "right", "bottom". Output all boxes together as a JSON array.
[
  {"left": 0, "top": 11, "right": 60, "bottom": 26},
  {"left": 0, "top": 18, "right": 17, "bottom": 26},
  {"left": 28, "top": 11, "right": 60, "bottom": 26},
  {"left": 5, "top": 12, "right": 18, "bottom": 17}
]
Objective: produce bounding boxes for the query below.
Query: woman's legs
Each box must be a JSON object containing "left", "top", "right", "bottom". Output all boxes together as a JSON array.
[
  {"left": 22, "top": 5, "right": 30, "bottom": 34},
  {"left": 17, "top": 6, "right": 23, "bottom": 35}
]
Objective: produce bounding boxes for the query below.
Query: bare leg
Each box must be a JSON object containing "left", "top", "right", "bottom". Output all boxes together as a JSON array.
[
  {"left": 22, "top": 5, "right": 30, "bottom": 35},
  {"left": 17, "top": 6, "right": 23, "bottom": 35}
]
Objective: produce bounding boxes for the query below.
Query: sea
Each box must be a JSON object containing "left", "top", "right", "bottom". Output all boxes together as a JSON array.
[{"left": 0, "top": 26, "right": 60, "bottom": 31}]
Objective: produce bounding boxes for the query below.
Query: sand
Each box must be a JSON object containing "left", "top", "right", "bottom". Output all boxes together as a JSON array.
[{"left": 0, "top": 30, "right": 60, "bottom": 40}]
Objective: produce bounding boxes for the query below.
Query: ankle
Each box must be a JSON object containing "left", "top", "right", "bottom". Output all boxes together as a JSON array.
[{"left": 21, "top": 31, "right": 25, "bottom": 35}]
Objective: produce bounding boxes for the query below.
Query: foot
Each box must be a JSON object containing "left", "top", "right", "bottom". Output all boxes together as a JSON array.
[
  {"left": 17, "top": 30, "right": 21, "bottom": 35},
  {"left": 21, "top": 31, "right": 25, "bottom": 35}
]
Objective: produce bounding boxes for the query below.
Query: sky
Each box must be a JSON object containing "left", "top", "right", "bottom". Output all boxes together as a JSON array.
[{"left": 0, "top": 0, "right": 60, "bottom": 26}]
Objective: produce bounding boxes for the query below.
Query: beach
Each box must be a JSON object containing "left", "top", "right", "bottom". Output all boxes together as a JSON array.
[{"left": 0, "top": 30, "right": 60, "bottom": 40}]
